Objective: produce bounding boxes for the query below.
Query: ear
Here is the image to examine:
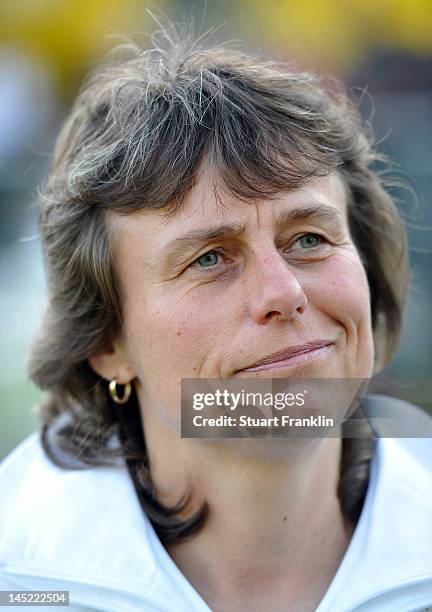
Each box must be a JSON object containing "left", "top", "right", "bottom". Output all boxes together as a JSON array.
[{"left": 88, "top": 339, "right": 136, "bottom": 384}]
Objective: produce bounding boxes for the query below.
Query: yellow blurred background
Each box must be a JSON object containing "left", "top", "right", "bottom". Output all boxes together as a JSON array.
[{"left": 1, "top": 0, "right": 432, "bottom": 94}]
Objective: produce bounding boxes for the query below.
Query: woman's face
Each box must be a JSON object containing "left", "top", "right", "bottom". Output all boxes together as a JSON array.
[{"left": 98, "top": 171, "right": 375, "bottom": 425}]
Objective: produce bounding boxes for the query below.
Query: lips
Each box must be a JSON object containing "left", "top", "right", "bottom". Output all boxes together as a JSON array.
[{"left": 238, "top": 340, "right": 334, "bottom": 372}]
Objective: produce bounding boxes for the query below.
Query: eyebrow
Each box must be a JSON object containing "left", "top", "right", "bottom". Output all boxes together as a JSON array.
[{"left": 162, "top": 204, "right": 344, "bottom": 265}]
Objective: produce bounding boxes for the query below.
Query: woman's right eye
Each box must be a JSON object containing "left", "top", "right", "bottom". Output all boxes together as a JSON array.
[
  {"left": 195, "top": 250, "right": 221, "bottom": 268},
  {"left": 188, "top": 249, "right": 227, "bottom": 272}
]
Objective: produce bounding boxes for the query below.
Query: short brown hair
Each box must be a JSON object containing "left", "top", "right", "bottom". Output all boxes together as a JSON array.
[{"left": 29, "top": 24, "right": 409, "bottom": 544}]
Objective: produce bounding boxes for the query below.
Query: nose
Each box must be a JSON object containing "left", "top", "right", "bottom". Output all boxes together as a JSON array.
[{"left": 247, "top": 249, "right": 308, "bottom": 325}]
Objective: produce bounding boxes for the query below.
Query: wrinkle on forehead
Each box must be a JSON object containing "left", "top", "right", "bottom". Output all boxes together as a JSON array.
[
  {"left": 105, "top": 169, "right": 349, "bottom": 258},
  {"left": 176, "top": 169, "right": 349, "bottom": 227}
]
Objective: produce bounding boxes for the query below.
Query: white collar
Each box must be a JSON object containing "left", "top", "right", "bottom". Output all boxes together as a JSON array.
[{"left": 1, "top": 402, "right": 431, "bottom": 611}]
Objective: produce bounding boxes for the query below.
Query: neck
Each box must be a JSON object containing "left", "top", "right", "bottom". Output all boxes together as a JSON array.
[{"left": 141, "top": 402, "right": 354, "bottom": 611}]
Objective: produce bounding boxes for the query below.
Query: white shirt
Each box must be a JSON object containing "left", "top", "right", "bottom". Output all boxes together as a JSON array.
[{"left": 0, "top": 396, "right": 431, "bottom": 611}]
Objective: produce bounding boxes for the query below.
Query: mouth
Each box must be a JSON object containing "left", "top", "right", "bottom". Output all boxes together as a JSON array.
[{"left": 235, "top": 340, "right": 335, "bottom": 373}]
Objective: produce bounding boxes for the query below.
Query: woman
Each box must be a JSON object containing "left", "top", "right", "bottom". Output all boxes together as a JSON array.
[{"left": 1, "top": 25, "right": 431, "bottom": 612}]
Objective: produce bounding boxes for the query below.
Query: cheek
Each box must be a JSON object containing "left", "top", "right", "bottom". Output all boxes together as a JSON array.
[
  {"left": 125, "top": 288, "right": 227, "bottom": 375},
  {"left": 311, "top": 252, "right": 372, "bottom": 326},
  {"left": 308, "top": 253, "right": 375, "bottom": 377}
]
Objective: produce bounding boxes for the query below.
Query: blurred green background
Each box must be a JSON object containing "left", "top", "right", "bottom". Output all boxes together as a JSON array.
[{"left": 1, "top": 0, "right": 431, "bottom": 460}]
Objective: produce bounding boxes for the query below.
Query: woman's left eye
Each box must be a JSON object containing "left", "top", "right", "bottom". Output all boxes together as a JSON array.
[{"left": 293, "top": 233, "right": 324, "bottom": 249}]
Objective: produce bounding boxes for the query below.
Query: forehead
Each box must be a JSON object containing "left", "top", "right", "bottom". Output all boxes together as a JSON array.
[{"left": 107, "top": 171, "right": 348, "bottom": 247}]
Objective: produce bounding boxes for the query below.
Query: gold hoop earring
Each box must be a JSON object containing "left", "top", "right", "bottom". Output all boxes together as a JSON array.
[{"left": 109, "top": 378, "right": 132, "bottom": 405}]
